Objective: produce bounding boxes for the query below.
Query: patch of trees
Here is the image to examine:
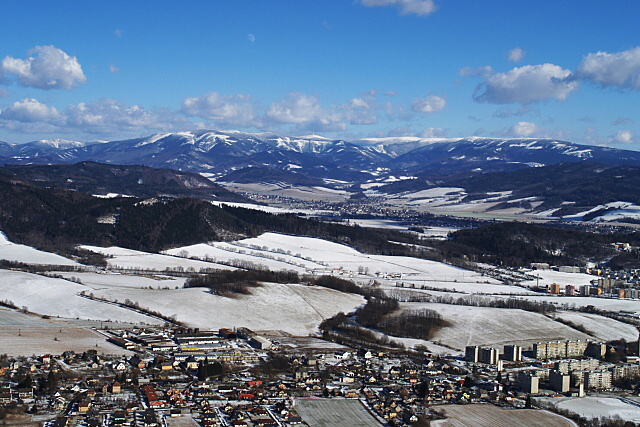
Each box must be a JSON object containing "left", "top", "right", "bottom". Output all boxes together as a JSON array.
[
  {"left": 552, "top": 317, "right": 593, "bottom": 335},
  {"left": 377, "top": 308, "right": 450, "bottom": 340},
  {"left": 354, "top": 296, "right": 449, "bottom": 340},
  {"left": 322, "top": 293, "right": 451, "bottom": 344},
  {"left": 197, "top": 359, "right": 225, "bottom": 380},
  {"left": 184, "top": 269, "right": 298, "bottom": 295},
  {"left": 251, "top": 353, "right": 292, "bottom": 378}
]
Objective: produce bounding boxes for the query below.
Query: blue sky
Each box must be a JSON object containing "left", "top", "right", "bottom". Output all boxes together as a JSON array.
[{"left": 0, "top": 0, "right": 639, "bottom": 148}]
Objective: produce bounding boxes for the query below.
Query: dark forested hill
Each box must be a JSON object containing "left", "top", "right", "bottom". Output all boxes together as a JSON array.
[
  {"left": 1, "top": 162, "right": 251, "bottom": 203},
  {"left": 439, "top": 221, "right": 640, "bottom": 267},
  {"left": 0, "top": 173, "right": 428, "bottom": 257}
]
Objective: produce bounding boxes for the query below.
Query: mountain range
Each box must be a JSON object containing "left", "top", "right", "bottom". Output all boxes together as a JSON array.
[{"left": 3, "top": 131, "right": 640, "bottom": 183}]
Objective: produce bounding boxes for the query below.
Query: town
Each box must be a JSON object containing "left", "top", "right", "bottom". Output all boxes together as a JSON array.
[{"left": 2, "top": 319, "right": 640, "bottom": 427}]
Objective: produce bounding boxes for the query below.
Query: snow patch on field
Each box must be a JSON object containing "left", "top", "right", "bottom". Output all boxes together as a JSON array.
[{"left": 0, "top": 231, "right": 79, "bottom": 266}]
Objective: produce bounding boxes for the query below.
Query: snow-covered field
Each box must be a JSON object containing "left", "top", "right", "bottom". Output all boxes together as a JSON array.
[
  {"left": 165, "top": 241, "right": 323, "bottom": 273},
  {"left": 401, "top": 302, "right": 591, "bottom": 350},
  {"left": 55, "top": 271, "right": 187, "bottom": 290},
  {"left": 89, "top": 283, "right": 364, "bottom": 335},
  {"left": 537, "top": 396, "right": 640, "bottom": 424},
  {"left": 0, "top": 270, "right": 161, "bottom": 324},
  {"left": 550, "top": 311, "right": 638, "bottom": 342},
  {"left": 431, "top": 404, "right": 577, "bottom": 427},
  {"left": 80, "top": 245, "right": 234, "bottom": 271},
  {"left": 214, "top": 233, "right": 498, "bottom": 283},
  {"left": 510, "top": 294, "right": 640, "bottom": 313},
  {"left": 0, "top": 231, "right": 79, "bottom": 266}
]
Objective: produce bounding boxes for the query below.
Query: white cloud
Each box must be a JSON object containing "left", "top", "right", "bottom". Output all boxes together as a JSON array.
[
  {"left": 0, "top": 45, "right": 86, "bottom": 90},
  {"left": 508, "top": 121, "right": 539, "bottom": 137},
  {"left": 109, "top": 64, "right": 119, "bottom": 74},
  {"left": 459, "top": 66, "right": 493, "bottom": 78},
  {"left": 474, "top": 63, "right": 578, "bottom": 104},
  {"left": 411, "top": 95, "right": 446, "bottom": 113},
  {"left": 576, "top": 46, "right": 640, "bottom": 90},
  {"left": 0, "top": 98, "right": 190, "bottom": 135},
  {"left": 114, "top": 29, "right": 123, "bottom": 37},
  {"left": 247, "top": 33, "right": 256, "bottom": 43},
  {"left": 265, "top": 92, "right": 350, "bottom": 132},
  {"left": 612, "top": 130, "right": 635, "bottom": 144},
  {"left": 182, "top": 92, "right": 259, "bottom": 127},
  {"left": 65, "top": 99, "right": 176, "bottom": 132},
  {"left": 419, "top": 127, "right": 446, "bottom": 137},
  {"left": 266, "top": 92, "right": 323, "bottom": 124},
  {"left": 0, "top": 88, "right": 8, "bottom": 98},
  {"left": 341, "top": 96, "right": 379, "bottom": 125},
  {"left": 0, "top": 98, "right": 63, "bottom": 123},
  {"left": 508, "top": 47, "right": 525, "bottom": 63},
  {"left": 612, "top": 117, "right": 634, "bottom": 126},
  {"left": 360, "top": 0, "right": 436, "bottom": 16}
]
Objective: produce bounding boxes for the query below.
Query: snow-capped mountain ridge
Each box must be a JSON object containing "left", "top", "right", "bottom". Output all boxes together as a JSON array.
[{"left": 2, "top": 130, "right": 640, "bottom": 182}]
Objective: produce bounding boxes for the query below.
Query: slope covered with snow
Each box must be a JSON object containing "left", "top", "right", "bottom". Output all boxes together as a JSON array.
[{"left": 0, "top": 231, "right": 79, "bottom": 266}]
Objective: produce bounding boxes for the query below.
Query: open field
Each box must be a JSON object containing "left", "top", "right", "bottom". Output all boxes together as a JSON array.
[
  {"left": 536, "top": 396, "right": 640, "bottom": 424},
  {"left": 294, "top": 398, "right": 381, "bottom": 427},
  {"left": 80, "top": 245, "right": 235, "bottom": 271},
  {"left": 0, "top": 231, "right": 79, "bottom": 266},
  {"left": 55, "top": 271, "right": 187, "bottom": 289},
  {"left": 549, "top": 311, "right": 639, "bottom": 342},
  {"left": 0, "top": 308, "right": 134, "bottom": 356},
  {"left": 430, "top": 404, "right": 577, "bottom": 427},
  {"left": 90, "top": 282, "right": 364, "bottom": 335},
  {"left": 402, "top": 302, "right": 591, "bottom": 350},
  {"left": 0, "top": 326, "right": 131, "bottom": 356},
  {"left": 0, "top": 270, "right": 162, "bottom": 324}
]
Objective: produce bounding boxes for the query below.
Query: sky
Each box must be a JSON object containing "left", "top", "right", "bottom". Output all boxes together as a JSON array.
[{"left": 0, "top": 0, "right": 639, "bottom": 148}]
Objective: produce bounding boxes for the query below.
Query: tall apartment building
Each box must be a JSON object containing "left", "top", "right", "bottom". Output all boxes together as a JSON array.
[
  {"left": 554, "top": 358, "right": 600, "bottom": 374},
  {"left": 549, "top": 370, "right": 570, "bottom": 393},
  {"left": 584, "top": 370, "right": 612, "bottom": 390},
  {"left": 465, "top": 346, "right": 479, "bottom": 363},
  {"left": 479, "top": 347, "right": 499, "bottom": 365},
  {"left": 610, "top": 362, "right": 640, "bottom": 381},
  {"left": 503, "top": 345, "right": 522, "bottom": 362},
  {"left": 465, "top": 346, "right": 499, "bottom": 364},
  {"left": 534, "top": 340, "right": 593, "bottom": 359},
  {"left": 518, "top": 372, "right": 539, "bottom": 394}
]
